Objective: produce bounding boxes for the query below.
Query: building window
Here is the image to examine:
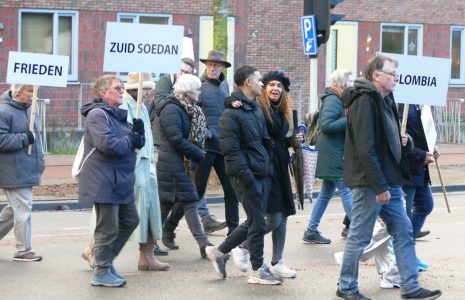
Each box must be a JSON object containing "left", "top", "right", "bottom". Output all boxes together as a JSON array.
[
  {"left": 117, "top": 13, "right": 172, "bottom": 81},
  {"left": 19, "top": 10, "right": 79, "bottom": 81},
  {"left": 381, "top": 24, "right": 422, "bottom": 56},
  {"left": 451, "top": 27, "right": 464, "bottom": 84}
]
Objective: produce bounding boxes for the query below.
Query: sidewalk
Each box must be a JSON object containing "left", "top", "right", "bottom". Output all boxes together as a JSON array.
[
  {"left": 1, "top": 143, "right": 464, "bottom": 210},
  {"left": 40, "top": 143, "right": 465, "bottom": 183}
]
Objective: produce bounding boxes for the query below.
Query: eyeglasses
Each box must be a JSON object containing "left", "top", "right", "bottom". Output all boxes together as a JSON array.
[
  {"left": 180, "top": 69, "right": 192, "bottom": 75},
  {"left": 379, "top": 70, "right": 399, "bottom": 78},
  {"left": 206, "top": 62, "right": 224, "bottom": 69}
]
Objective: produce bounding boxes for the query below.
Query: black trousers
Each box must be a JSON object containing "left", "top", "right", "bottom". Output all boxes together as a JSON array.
[{"left": 195, "top": 151, "right": 239, "bottom": 232}]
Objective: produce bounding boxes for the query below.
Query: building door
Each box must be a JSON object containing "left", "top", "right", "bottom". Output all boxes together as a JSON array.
[{"left": 325, "top": 22, "right": 358, "bottom": 82}]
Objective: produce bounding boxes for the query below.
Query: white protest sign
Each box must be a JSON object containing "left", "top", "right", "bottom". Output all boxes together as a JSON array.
[
  {"left": 183, "top": 37, "right": 194, "bottom": 60},
  {"left": 420, "top": 105, "right": 437, "bottom": 152},
  {"left": 103, "top": 22, "right": 183, "bottom": 73},
  {"left": 387, "top": 54, "right": 451, "bottom": 106},
  {"left": 6, "top": 51, "right": 69, "bottom": 87}
]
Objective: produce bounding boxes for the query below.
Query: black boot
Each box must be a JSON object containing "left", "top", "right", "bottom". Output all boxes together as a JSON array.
[{"left": 162, "top": 230, "right": 179, "bottom": 250}]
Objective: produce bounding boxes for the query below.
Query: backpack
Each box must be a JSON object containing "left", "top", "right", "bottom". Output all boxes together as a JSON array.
[{"left": 304, "top": 111, "right": 319, "bottom": 146}]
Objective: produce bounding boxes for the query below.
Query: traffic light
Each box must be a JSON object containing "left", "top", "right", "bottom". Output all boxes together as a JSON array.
[{"left": 303, "top": 0, "right": 345, "bottom": 46}]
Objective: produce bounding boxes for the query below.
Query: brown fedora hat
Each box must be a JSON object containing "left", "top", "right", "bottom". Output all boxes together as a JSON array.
[{"left": 200, "top": 50, "right": 231, "bottom": 68}]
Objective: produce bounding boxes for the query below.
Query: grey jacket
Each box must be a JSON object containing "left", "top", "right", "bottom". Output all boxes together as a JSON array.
[{"left": 0, "top": 90, "right": 44, "bottom": 188}]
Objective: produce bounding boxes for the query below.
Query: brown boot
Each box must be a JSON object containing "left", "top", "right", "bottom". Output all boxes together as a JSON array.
[{"left": 138, "top": 243, "right": 170, "bottom": 271}]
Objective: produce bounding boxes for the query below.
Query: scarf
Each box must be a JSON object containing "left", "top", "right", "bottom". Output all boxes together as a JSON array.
[{"left": 178, "top": 94, "right": 207, "bottom": 149}]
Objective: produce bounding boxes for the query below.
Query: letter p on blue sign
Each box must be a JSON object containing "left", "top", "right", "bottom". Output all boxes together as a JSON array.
[{"left": 301, "top": 15, "right": 317, "bottom": 56}]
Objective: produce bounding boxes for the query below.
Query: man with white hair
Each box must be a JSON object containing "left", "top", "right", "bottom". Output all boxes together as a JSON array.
[{"left": 0, "top": 84, "right": 44, "bottom": 261}]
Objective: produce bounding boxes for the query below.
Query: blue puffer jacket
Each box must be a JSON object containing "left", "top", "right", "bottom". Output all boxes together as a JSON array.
[
  {"left": 0, "top": 90, "right": 45, "bottom": 188},
  {"left": 78, "top": 100, "right": 136, "bottom": 204},
  {"left": 198, "top": 72, "right": 230, "bottom": 154},
  {"left": 156, "top": 95, "right": 205, "bottom": 204}
]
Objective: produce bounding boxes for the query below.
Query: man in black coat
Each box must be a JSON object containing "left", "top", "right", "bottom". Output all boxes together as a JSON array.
[
  {"left": 205, "top": 65, "right": 282, "bottom": 285},
  {"left": 337, "top": 54, "right": 441, "bottom": 300},
  {"left": 195, "top": 50, "right": 237, "bottom": 234}
]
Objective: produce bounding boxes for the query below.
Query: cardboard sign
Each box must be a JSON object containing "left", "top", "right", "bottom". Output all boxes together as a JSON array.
[
  {"left": 420, "top": 105, "right": 437, "bottom": 152},
  {"left": 387, "top": 54, "right": 451, "bottom": 106},
  {"left": 103, "top": 22, "right": 183, "bottom": 73},
  {"left": 6, "top": 51, "right": 69, "bottom": 87}
]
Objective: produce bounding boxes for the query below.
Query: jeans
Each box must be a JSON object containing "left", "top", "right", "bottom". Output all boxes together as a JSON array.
[
  {"left": 403, "top": 185, "right": 434, "bottom": 239},
  {"left": 240, "top": 211, "right": 287, "bottom": 264},
  {"left": 308, "top": 179, "right": 352, "bottom": 231},
  {"left": 93, "top": 202, "right": 139, "bottom": 275},
  {"left": 339, "top": 186, "right": 419, "bottom": 295},
  {"left": 161, "top": 201, "right": 210, "bottom": 247},
  {"left": 196, "top": 152, "right": 239, "bottom": 232},
  {"left": 0, "top": 187, "right": 33, "bottom": 255},
  {"left": 218, "top": 177, "right": 270, "bottom": 270}
]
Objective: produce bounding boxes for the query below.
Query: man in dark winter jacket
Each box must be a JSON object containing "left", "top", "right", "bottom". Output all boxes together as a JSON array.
[
  {"left": 205, "top": 65, "right": 282, "bottom": 285},
  {"left": 195, "top": 50, "right": 237, "bottom": 234},
  {"left": 0, "top": 84, "right": 45, "bottom": 262},
  {"left": 337, "top": 54, "right": 441, "bottom": 300}
]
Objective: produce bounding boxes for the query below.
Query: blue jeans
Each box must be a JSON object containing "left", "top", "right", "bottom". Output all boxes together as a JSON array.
[
  {"left": 339, "top": 186, "right": 419, "bottom": 295},
  {"left": 307, "top": 179, "right": 352, "bottom": 231},
  {"left": 403, "top": 185, "right": 434, "bottom": 239}
]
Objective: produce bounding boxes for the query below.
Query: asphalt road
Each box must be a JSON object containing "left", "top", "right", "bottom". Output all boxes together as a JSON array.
[{"left": 0, "top": 192, "right": 463, "bottom": 300}]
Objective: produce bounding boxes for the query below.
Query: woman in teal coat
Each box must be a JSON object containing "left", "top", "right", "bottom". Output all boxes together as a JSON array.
[{"left": 302, "top": 69, "right": 354, "bottom": 244}]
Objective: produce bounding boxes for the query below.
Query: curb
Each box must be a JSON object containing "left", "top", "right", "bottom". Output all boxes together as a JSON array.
[{"left": 1, "top": 184, "right": 464, "bottom": 212}]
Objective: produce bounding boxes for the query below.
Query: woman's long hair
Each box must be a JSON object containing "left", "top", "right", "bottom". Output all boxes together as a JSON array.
[{"left": 257, "top": 88, "right": 292, "bottom": 124}]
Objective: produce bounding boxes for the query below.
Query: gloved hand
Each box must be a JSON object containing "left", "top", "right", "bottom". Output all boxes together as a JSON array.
[
  {"left": 25, "top": 131, "right": 35, "bottom": 145},
  {"left": 132, "top": 118, "right": 145, "bottom": 136},
  {"left": 130, "top": 134, "right": 146, "bottom": 150}
]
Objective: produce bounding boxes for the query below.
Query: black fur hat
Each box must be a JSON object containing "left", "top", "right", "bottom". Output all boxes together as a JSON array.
[{"left": 262, "top": 71, "right": 291, "bottom": 92}]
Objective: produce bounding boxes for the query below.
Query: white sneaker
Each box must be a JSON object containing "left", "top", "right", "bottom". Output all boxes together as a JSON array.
[
  {"left": 269, "top": 260, "right": 297, "bottom": 278},
  {"left": 334, "top": 252, "right": 343, "bottom": 266},
  {"left": 379, "top": 276, "right": 401, "bottom": 289},
  {"left": 248, "top": 263, "right": 283, "bottom": 285},
  {"left": 231, "top": 247, "right": 249, "bottom": 272}
]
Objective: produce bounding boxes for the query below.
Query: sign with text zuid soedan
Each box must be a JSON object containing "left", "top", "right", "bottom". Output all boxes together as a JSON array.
[
  {"left": 7, "top": 51, "right": 69, "bottom": 87},
  {"left": 386, "top": 53, "right": 451, "bottom": 106},
  {"left": 103, "top": 22, "right": 183, "bottom": 73}
]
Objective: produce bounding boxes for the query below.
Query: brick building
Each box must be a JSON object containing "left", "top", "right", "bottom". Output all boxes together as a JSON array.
[{"left": 0, "top": 0, "right": 465, "bottom": 147}]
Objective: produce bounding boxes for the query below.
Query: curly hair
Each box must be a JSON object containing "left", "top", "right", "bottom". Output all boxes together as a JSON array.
[{"left": 257, "top": 87, "right": 292, "bottom": 124}]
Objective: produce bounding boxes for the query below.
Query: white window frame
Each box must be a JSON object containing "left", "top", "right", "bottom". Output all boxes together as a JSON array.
[
  {"left": 117, "top": 13, "right": 172, "bottom": 82},
  {"left": 18, "top": 9, "right": 79, "bottom": 82},
  {"left": 450, "top": 26, "right": 465, "bottom": 86},
  {"left": 380, "top": 23, "right": 423, "bottom": 56}
]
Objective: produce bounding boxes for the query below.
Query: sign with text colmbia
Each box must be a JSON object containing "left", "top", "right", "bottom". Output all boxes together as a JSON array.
[
  {"left": 6, "top": 51, "right": 69, "bottom": 87},
  {"left": 386, "top": 53, "right": 451, "bottom": 106},
  {"left": 103, "top": 22, "right": 183, "bottom": 73}
]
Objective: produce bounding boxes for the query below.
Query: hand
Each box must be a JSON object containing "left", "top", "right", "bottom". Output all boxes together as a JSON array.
[
  {"left": 295, "top": 132, "right": 304, "bottom": 143},
  {"left": 433, "top": 147, "right": 440, "bottom": 159},
  {"left": 25, "top": 131, "right": 35, "bottom": 145},
  {"left": 231, "top": 100, "right": 242, "bottom": 108},
  {"left": 423, "top": 152, "right": 434, "bottom": 165},
  {"left": 130, "top": 134, "right": 146, "bottom": 150},
  {"left": 400, "top": 133, "right": 408, "bottom": 147},
  {"left": 132, "top": 118, "right": 145, "bottom": 136},
  {"left": 376, "top": 191, "right": 391, "bottom": 205}
]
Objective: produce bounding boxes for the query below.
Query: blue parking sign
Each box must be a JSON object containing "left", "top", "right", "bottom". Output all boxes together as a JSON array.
[{"left": 301, "top": 16, "right": 317, "bottom": 56}]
